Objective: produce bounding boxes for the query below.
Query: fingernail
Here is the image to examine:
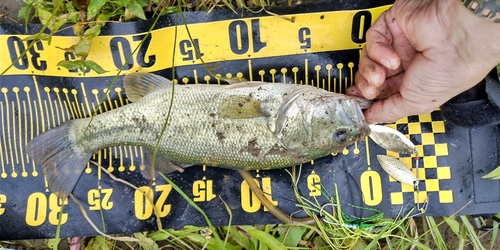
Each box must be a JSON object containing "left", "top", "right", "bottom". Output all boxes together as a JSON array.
[
  {"left": 366, "top": 86, "right": 379, "bottom": 98},
  {"left": 380, "top": 58, "right": 397, "bottom": 69},
  {"left": 380, "top": 58, "right": 392, "bottom": 69}
]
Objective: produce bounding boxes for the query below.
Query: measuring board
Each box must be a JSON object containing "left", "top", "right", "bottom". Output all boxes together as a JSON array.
[{"left": 1, "top": 0, "right": 500, "bottom": 240}]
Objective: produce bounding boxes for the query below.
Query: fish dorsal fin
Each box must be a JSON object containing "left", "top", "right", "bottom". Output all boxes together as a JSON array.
[{"left": 123, "top": 72, "right": 173, "bottom": 102}]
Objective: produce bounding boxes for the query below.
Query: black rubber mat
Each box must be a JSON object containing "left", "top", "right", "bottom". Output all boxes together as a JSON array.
[{"left": 1, "top": 0, "right": 499, "bottom": 240}]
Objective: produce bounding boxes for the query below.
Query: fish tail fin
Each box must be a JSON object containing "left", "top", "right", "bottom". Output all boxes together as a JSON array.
[{"left": 26, "top": 120, "right": 92, "bottom": 198}]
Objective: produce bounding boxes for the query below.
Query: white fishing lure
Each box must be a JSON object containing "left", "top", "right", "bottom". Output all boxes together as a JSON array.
[
  {"left": 370, "top": 125, "right": 420, "bottom": 190},
  {"left": 376, "top": 155, "right": 418, "bottom": 188},
  {"left": 369, "top": 124, "right": 418, "bottom": 155}
]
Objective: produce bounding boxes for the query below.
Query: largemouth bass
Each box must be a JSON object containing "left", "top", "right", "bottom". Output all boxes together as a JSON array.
[{"left": 26, "top": 73, "right": 370, "bottom": 197}]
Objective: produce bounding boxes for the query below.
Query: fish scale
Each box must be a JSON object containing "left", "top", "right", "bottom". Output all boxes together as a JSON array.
[{"left": 26, "top": 72, "right": 370, "bottom": 197}]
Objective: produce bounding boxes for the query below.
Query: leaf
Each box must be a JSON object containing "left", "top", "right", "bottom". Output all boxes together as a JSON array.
[
  {"left": 18, "top": 5, "right": 34, "bottom": 26},
  {"left": 137, "top": 0, "right": 149, "bottom": 7},
  {"left": 75, "top": 37, "right": 92, "bottom": 57},
  {"left": 83, "top": 60, "right": 108, "bottom": 74},
  {"left": 482, "top": 166, "right": 500, "bottom": 179},
  {"left": 160, "top": 6, "right": 180, "bottom": 15},
  {"left": 443, "top": 216, "right": 460, "bottom": 235},
  {"left": 159, "top": 173, "right": 226, "bottom": 248},
  {"left": 281, "top": 227, "right": 306, "bottom": 247},
  {"left": 65, "top": 2, "right": 80, "bottom": 23},
  {"left": 96, "top": 12, "right": 111, "bottom": 22},
  {"left": 36, "top": 8, "right": 53, "bottom": 26},
  {"left": 490, "top": 217, "right": 499, "bottom": 250},
  {"left": 83, "top": 24, "right": 102, "bottom": 38},
  {"left": 47, "top": 238, "right": 61, "bottom": 249},
  {"left": 134, "top": 232, "right": 159, "bottom": 250},
  {"left": 248, "top": 229, "right": 286, "bottom": 250},
  {"left": 126, "top": 1, "right": 147, "bottom": 20},
  {"left": 87, "top": 0, "right": 107, "bottom": 20},
  {"left": 351, "top": 240, "right": 368, "bottom": 250},
  {"left": 229, "top": 227, "right": 253, "bottom": 249},
  {"left": 85, "top": 236, "right": 110, "bottom": 250},
  {"left": 51, "top": 12, "right": 79, "bottom": 34},
  {"left": 24, "top": 33, "right": 51, "bottom": 41},
  {"left": 147, "top": 231, "right": 171, "bottom": 241},
  {"left": 58, "top": 60, "right": 82, "bottom": 71},
  {"left": 460, "top": 215, "right": 486, "bottom": 250},
  {"left": 72, "top": 23, "right": 87, "bottom": 36},
  {"left": 313, "top": 237, "right": 327, "bottom": 248},
  {"left": 425, "top": 217, "right": 447, "bottom": 249}
]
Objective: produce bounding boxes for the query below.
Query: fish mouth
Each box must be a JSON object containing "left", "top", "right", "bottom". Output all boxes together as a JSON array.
[
  {"left": 341, "top": 100, "right": 370, "bottom": 136},
  {"left": 355, "top": 103, "right": 371, "bottom": 135}
]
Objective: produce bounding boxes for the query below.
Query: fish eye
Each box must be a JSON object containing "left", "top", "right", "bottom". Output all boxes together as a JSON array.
[{"left": 335, "top": 130, "right": 348, "bottom": 143}]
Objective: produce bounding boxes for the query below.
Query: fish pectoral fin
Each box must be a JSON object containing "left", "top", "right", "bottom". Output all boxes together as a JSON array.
[
  {"left": 141, "top": 148, "right": 193, "bottom": 179},
  {"left": 123, "top": 72, "right": 173, "bottom": 102},
  {"left": 218, "top": 95, "right": 266, "bottom": 119}
]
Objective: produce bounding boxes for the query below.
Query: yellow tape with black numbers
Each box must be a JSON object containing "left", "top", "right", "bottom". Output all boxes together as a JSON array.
[{"left": 0, "top": 5, "right": 390, "bottom": 77}]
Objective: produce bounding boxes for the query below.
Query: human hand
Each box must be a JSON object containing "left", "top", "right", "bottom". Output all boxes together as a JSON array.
[{"left": 347, "top": 0, "right": 500, "bottom": 124}]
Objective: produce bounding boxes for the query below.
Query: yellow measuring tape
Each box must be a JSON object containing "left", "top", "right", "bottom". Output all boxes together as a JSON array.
[{"left": 0, "top": 6, "right": 390, "bottom": 77}]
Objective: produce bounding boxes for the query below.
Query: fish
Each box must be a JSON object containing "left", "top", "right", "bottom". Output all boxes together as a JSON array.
[{"left": 25, "top": 72, "right": 371, "bottom": 198}]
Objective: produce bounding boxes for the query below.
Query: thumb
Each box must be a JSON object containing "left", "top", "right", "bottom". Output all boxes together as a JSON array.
[{"left": 364, "top": 54, "right": 444, "bottom": 123}]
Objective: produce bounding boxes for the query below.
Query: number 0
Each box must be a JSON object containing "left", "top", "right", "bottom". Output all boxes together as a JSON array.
[{"left": 351, "top": 11, "right": 372, "bottom": 44}]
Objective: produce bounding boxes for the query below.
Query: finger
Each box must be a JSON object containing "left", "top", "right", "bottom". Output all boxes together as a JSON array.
[
  {"left": 363, "top": 93, "right": 435, "bottom": 124},
  {"left": 385, "top": 12, "right": 417, "bottom": 69},
  {"left": 363, "top": 11, "right": 401, "bottom": 70},
  {"left": 352, "top": 65, "right": 404, "bottom": 100},
  {"left": 364, "top": 55, "right": 444, "bottom": 123},
  {"left": 373, "top": 72, "right": 405, "bottom": 99},
  {"left": 357, "top": 49, "right": 404, "bottom": 89},
  {"left": 353, "top": 68, "right": 380, "bottom": 99},
  {"left": 358, "top": 49, "right": 387, "bottom": 88},
  {"left": 346, "top": 85, "right": 363, "bottom": 97}
]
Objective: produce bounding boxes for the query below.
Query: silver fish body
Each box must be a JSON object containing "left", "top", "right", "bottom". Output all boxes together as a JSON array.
[{"left": 26, "top": 73, "right": 370, "bottom": 197}]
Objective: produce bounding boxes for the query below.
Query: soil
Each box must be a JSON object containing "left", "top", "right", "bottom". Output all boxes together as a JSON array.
[{"left": 0, "top": 0, "right": 25, "bottom": 24}]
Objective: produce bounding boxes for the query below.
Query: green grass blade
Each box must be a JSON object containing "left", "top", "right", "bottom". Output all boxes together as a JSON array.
[
  {"left": 159, "top": 173, "right": 225, "bottom": 249},
  {"left": 219, "top": 197, "right": 233, "bottom": 246},
  {"left": 489, "top": 217, "right": 499, "bottom": 250},
  {"left": 460, "top": 215, "right": 486, "bottom": 250},
  {"left": 425, "top": 217, "right": 447, "bottom": 249},
  {"left": 279, "top": 226, "right": 307, "bottom": 247},
  {"left": 248, "top": 229, "right": 286, "bottom": 250},
  {"left": 444, "top": 216, "right": 460, "bottom": 235}
]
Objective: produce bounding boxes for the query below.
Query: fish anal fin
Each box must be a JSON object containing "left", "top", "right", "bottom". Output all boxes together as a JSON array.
[
  {"left": 141, "top": 148, "right": 193, "bottom": 179},
  {"left": 123, "top": 73, "right": 173, "bottom": 102}
]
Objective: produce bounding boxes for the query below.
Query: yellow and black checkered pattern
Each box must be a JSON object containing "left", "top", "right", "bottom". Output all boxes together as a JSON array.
[{"left": 384, "top": 111, "right": 453, "bottom": 205}]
